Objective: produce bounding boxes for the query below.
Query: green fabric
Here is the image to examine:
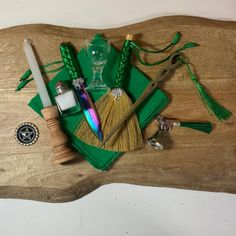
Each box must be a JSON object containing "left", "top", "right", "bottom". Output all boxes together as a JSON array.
[{"left": 28, "top": 38, "right": 169, "bottom": 170}]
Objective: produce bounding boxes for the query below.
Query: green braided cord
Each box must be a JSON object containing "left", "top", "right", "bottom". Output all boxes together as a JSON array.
[
  {"left": 20, "top": 61, "right": 63, "bottom": 82},
  {"left": 178, "top": 56, "right": 232, "bottom": 121},
  {"left": 131, "top": 42, "right": 172, "bottom": 54},
  {"left": 130, "top": 32, "right": 181, "bottom": 54},
  {"left": 133, "top": 42, "right": 199, "bottom": 67},
  {"left": 16, "top": 60, "right": 64, "bottom": 91},
  {"left": 180, "top": 121, "right": 213, "bottom": 134},
  {"left": 115, "top": 38, "right": 133, "bottom": 88},
  {"left": 60, "top": 43, "right": 82, "bottom": 80},
  {"left": 41, "top": 60, "right": 64, "bottom": 73},
  {"left": 174, "top": 42, "right": 199, "bottom": 53}
]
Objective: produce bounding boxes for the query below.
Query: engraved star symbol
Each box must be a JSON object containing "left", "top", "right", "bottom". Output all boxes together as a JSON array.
[
  {"left": 19, "top": 127, "right": 35, "bottom": 142},
  {"left": 15, "top": 122, "right": 39, "bottom": 146}
]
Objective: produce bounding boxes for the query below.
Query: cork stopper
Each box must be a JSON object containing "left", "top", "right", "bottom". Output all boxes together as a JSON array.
[{"left": 126, "top": 34, "right": 133, "bottom": 41}]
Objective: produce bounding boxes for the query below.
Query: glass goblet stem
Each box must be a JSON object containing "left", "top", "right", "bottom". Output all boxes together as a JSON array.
[{"left": 92, "top": 64, "right": 104, "bottom": 83}]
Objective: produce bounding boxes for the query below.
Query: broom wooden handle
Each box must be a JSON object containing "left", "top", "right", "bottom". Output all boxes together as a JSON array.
[
  {"left": 101, "top": 54, "right": 180, "bottom": 147},
  {"left": 41, "top": 105, "right": 77, "bottom": 164}
]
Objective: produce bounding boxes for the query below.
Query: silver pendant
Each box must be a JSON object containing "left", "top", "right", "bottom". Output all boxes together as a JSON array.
[
  {"left": 147, "top": 130, "right": 166, "bottom": 150},
  {"left": 147, "top": 115, "right": 174, "bottom": 150}
]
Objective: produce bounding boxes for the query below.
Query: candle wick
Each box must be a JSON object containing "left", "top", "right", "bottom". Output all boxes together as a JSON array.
[{"left": 24, "top": 39, "right": 33, "bottom": 45}]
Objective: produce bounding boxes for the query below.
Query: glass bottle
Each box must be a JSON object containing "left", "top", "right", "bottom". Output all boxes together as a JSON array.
[{"left": 54, "top": 81, "right": 80, "bottom": 115}]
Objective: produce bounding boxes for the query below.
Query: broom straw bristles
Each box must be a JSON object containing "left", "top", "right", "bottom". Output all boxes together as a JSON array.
[
  {"left": 76, "top": 34, "right": 143, "bottom": 152},
  {"left": 75, "top": 90, "right": 143, "bottom": 152}
]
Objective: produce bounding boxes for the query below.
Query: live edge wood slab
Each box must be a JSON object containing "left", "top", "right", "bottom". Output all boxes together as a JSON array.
[{"left": 0, "top": 16, "right": 235, "bottom": 202}]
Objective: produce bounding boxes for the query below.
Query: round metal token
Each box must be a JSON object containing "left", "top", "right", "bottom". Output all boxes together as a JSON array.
[{"left": 15, "top": 122, "right": 39, "bottom": 146}]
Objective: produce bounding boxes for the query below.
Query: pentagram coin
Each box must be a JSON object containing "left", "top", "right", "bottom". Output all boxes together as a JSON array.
[{"left": 15, "top": 122, "right": 39, "bottom": 146}]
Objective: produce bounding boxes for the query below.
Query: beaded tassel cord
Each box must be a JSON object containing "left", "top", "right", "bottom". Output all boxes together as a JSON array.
[
  {"left": 178, "top": 57, "right": 232, "bottom": 121},
  {"left": 75, "top": 34, "right": 143, "bottom": 152}
]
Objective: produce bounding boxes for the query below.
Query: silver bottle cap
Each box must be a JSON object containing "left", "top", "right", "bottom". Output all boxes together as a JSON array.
[{"left": 55, "top": 81, "right": 69, "bottom": 95}]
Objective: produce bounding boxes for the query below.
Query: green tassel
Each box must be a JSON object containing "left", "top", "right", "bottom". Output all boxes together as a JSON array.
[
  {"left": 179, "top": 121, "right": 213, "bottom": 134},
  {"left": 15, "top": 78, "right": 34, "bottom": 91},
  {"left": 194, "top": 78, "right": 232, "bottom": 121},
  {"left": 183, "top": 42, "right": 199, "bottom": 48},
  {"left": 20, "top": 69, "right": 32, "bottom": 81},
  {"left": 178, "top": 57, "right": 232, "bottom": 121},
  {"left": 172, "top": 32, "right": 181, "bottom": 45}
]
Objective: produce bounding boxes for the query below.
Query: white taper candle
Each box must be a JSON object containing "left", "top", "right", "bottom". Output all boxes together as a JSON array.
[{"left": 23, "top": 39, "right": 52, "bottom": 107}]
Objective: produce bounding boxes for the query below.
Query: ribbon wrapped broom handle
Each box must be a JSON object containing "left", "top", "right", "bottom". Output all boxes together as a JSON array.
[{"left": 114, "top": 34, "right": 133, "bottom": 89}]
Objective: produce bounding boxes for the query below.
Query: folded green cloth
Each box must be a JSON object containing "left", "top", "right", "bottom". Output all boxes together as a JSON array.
[{"left": 29, "top": 38, "right": 169, "bottom": 170}]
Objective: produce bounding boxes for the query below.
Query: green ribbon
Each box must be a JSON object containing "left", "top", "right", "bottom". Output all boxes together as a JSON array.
[
  {"left": 130, "top": 31, "right": 181, "bottom": 54},
  {"left": 131, "top": 41, "right": 199, "bottom": 67}
]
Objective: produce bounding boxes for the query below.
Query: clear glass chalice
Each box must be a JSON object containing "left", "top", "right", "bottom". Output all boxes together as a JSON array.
[{"left": 85, "top": 37, "right": 110, "bottom": 91}]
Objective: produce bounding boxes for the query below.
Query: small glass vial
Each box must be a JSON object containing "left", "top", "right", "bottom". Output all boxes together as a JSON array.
[{"left": 54, "top": 81, "right": 80, "bottom": 115}]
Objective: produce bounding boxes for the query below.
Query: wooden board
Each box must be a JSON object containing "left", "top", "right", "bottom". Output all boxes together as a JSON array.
[{"left": 0, "top": 16, "right": 235, "bottom": 202}]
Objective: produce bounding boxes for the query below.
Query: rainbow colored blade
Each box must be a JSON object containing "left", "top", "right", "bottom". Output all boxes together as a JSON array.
[{"left": 73, "top": 78, "right": 103, "bottom": 141}]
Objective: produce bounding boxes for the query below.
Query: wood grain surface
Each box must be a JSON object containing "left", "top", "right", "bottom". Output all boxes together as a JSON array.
[{"left": 0, "top": 16, "right": 235, "bottom": 202}]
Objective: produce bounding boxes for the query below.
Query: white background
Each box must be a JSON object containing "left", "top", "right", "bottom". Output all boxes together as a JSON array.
[{"left": 0, "top": 1, "right": 236, "bottom": 236}]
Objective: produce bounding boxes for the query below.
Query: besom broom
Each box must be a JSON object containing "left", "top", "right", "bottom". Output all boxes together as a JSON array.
[{"left": 75, "top": 34, "right": 143, "bottom": 152}]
